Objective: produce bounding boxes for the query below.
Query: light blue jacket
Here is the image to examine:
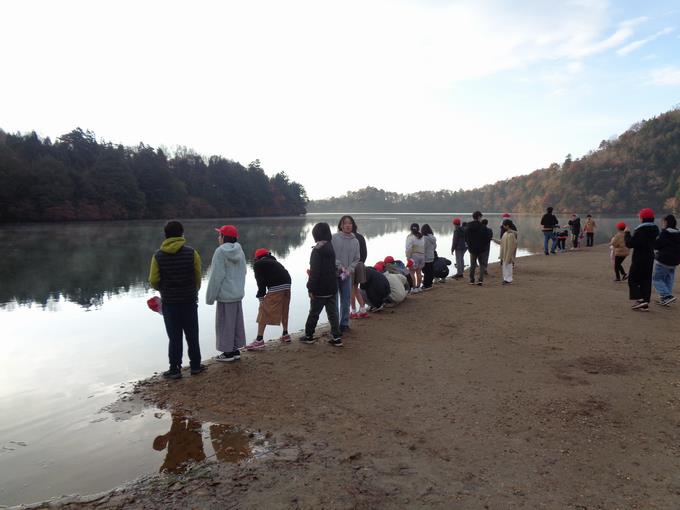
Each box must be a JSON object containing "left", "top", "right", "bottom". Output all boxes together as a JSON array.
[{"left": 205, "top": 242, "right": 247, "bottom": 304}]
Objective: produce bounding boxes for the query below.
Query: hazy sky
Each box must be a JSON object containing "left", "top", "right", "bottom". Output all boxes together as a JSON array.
[{"left": 2, "top": 0, "right": 679, "bottom": 199}]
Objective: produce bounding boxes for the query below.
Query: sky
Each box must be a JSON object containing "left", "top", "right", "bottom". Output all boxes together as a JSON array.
[{"left": 1, "top": 0, "right": 679, "bottom": 200}]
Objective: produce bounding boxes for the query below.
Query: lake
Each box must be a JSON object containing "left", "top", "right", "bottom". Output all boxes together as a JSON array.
[{"left": 0, "top": 213, "right": 636, "bottom": 505}]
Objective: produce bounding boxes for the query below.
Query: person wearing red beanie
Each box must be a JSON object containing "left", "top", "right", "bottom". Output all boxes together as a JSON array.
[
  {"left": 625, "top": 210, "right": 660, "bottom": 311},
  {"left": 609, "top": 222, "right": 629, "bottom": 282}
]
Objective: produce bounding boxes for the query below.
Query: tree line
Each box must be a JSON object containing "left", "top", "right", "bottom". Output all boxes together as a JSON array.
[
  {"left": 309, "top": 107, "right": 680, "bottom": 214},
  {"left": 0, "top": 128, "right": 308, "bottom": 222}
]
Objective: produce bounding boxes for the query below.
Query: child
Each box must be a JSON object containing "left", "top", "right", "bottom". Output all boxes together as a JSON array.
[
  {"left": 432, "top": 253, "right": 451, "bottom": 283},
  {"left": 359, "top": 265, "right": 391, "bottom": 311},
  {"left": 451, "top": 218, "right": 467, "bottom": 279},
  {"left": 568, "top": 214, "right": 582, "bottom": 249},
  {"left": 499, "top": 219, "right": 518, "bottom": 285},
  {"left": 625, "top": 208, "right": 660, "bottom": 311},
  {"left": 206, "top": 225, "right": 247, "bottom": 362},
  {"left": 557, "top": 228, "right": 569, "bottom": 252},
  {"left": 405, "top": 223, "right": 425, "bottom": 292},
  {"left": 653, "top": 214, "right": 680, "bottom": 306},
  {"left": 583, "top": 215, "right": 596, "bottom": 247},
  {"left": 332, "top": 216, "right": 361, "bottom": 333},
  {"left": 609, "top": 222, "right": 629, "bottom": 282},
  {"left": 376, "top": 261, "right": 408, "bottom": 305},
  {"left": 303, "top": 222, "right": 342, "bottom": 346},
  {"left": 244, "top": 248, "right": 292, "bottom": 351},
  {"left": 384, "top": 255, "right": 414, "bottom": 290},
  {"left": 350, "top": 218, "right": 369, "bottom": 319},
  {"left": 421, "top": 224, "right": 437, "bottom": 289}
]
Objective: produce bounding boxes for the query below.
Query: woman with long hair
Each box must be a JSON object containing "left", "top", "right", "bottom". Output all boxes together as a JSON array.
[{"left": 405, "top": 223, "right": 425, "bottom": 292}]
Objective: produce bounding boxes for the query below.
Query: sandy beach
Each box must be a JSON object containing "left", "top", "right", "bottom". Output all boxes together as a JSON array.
[{"left": 31, "top": 245, "right": 680, "bottom": 510}]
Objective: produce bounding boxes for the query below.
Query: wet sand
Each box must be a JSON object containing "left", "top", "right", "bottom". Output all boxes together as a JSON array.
[{"left": 35, "top": 245, "right": 680, "bottom": 509}]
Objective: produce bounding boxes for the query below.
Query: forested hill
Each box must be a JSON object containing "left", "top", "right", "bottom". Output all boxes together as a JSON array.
[
  {"left": 309, "top": 108, "right": 680, "bottom": 214},
  {"left": 0, "top": 128, "right": 307, "bottom": 222}
]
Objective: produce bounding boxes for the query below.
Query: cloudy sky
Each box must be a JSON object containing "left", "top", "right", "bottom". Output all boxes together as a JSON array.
[{"left": 1, "top": 0, "right": 679, "bottom": 199}]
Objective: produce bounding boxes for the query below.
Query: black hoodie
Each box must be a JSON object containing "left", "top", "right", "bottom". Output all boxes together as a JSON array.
[
  {"left": 464, "top": 220, "right": 492, "bottom": 254},
  {"left": 253, "top": 254, "right": 291, "bottom": 298},
  {"left": 655, "top": 228, "right": 680, "bottom": 266},
  {"left": 625, "top": 222, "right": 660, "bottom": 269},
  {"left": 360, "top": 267, "right": 391, "bottom": 307},
  {"left": 307, "top": 241, "right": 338, "bottom": 297}
]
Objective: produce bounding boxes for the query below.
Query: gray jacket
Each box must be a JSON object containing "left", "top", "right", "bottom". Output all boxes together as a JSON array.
[
  {"left": 331, "top": 232, "right": 360, "bottom": 275},
  {"left": 424, "top": 234, "right": 437, "bottom": 263}
]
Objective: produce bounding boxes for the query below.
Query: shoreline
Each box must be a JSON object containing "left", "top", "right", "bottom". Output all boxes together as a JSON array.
[{"left": 14, "top": 245, "right": 680, "bottom": 509}]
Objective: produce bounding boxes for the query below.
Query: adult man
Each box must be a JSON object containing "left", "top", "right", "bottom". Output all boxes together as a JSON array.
[
  {"left": 464, "top": 211, "right": 492, "bottom": 286},
  {"left": 540, "top": 207, "right": 559, "bottom": 255},
  {"left": 149, "top": 221, "right": 203, "bottom": 379}
]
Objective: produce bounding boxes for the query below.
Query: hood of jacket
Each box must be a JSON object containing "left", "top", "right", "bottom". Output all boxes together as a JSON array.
[
  {"left": 160, "top": 237, "right": 186, "bottom": 254},
  {"left": 217, "top": 241, "right": 244, "bottom": 261}
]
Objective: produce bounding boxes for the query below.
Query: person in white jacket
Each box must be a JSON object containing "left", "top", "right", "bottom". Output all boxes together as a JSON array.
[{"left": 206, "top": 225, "right": 247, "bottom": 362}]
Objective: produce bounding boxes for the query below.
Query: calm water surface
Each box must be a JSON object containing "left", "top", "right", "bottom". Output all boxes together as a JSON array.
[{"left": 0, "top": 213, "right": 634, "bottom": 505}]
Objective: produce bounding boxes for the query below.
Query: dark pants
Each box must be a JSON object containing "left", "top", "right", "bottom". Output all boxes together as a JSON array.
[
  {"left": 614, "top": 256, "right": 627, "bottom": 280},
  {"left": 454, "top": 248, "right": 466, "bottom": 276},
  {"left": 557, "top": 238, "right": 566, "bottom": 250},
  {"left": 469, "top": 251, "right": 488, "bottom": 282},
  {"left": 422, "top": 261, "right": 434, "bottom": 288},
  {"left": 162, "top": 302, "right": 201, "bottom": 370},
  {"left": 628, "top": 261, "right": 653, "bottom": 302},
  {"left": 586, "top": 232, "right": 594, "bottom": 247},
  {"left": 306, "top": 295, "right": 341, "bottom": 339},
  {"left": 572, "top": 233, "right": 580, "bottom": 249}
]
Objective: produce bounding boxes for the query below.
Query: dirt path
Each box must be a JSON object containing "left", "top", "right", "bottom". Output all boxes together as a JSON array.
[{"left": 48, "top": 246, "right": 680, "bottom": 509}]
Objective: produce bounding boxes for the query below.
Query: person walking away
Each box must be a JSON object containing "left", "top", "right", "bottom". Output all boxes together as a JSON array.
[
  {"left": 303, "top": 222, "right": 342, "bottom": 346},
  {"left": 405, "top": 223, "right": 425, "bottom": 292},
  {"left": 540, "top": 207, "right": 559, "bottom": 255},
  {"left": 464, "top": 211, "right": 489, "bottom": 286},
  {"left": 480, "top": 219, "right": 493, "bottom": 276},
  {"left": 584, "top": 215, "right": 597, "bottom": 247},
  {"left": 149, "top": 221, "right": 203, "bottom": 379},
  {"left": 499, "top": 219, "right": 518, "bottom": 285},
  {"left": 421, "top": 224, "right": 437, "bottom": 289},
  {"left": 244, "top": 249, "right": 292, "bottom": 351},
  {"left": 350, "top": 219, "right": 369, "bottom": 319},
  {"left": 609, "top": 222, "right": 629, "bottom": 282},
  {"left": 206, "top": 225, "right": 247, "bottom": 361},
  {"left": 625, "top": 209, "right": 660, "bottom": 311},
  {"left": 653, "top": 214, "right": 680, "bottom": 306},
  {"left": 376, "top": 261, "right": 408, "bottom": 305},
  {"left": 332, "top": 216, "right": 361, "bottom": 333},
  {"left": 568, "top": 214, "right": 582, "bottom": 249},
  {"left": 360, "top": 265, "right": 391, "bottom": 311},
  {"left": 451, "top": 218, "right": 467, "bottom": 279}
]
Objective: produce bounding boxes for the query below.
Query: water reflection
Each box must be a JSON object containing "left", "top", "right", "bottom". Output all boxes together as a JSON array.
[{"left": 152, "top": 412, "right": 254, "bottom": 474}]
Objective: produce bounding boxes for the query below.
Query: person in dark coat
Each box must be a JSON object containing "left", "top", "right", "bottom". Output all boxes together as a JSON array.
[
  {"left": 540, "top": 207, "right": 559, "bottom": 255},
  {"left": 451, "top": 218, "right": 467, "bottom": 279},
  {"left": 303, "top": 223, "right": 343, "bottom": 346},
  {"left": 625, "top": 208, "right": 660, "bottom": 311},
  {"left": 360, "top": 266, "right": 391, "bottom": 311},
  {"left": 465, "top": 211, "right": 492, "bottom": 285},
  {"left": 652, "top": 214, "right": 680, "bottom": 306},
  {"left": 568, "top": 214, "right": 582, "bottom": 249}
]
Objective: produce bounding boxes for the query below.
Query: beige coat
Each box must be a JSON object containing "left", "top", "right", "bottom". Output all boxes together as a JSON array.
[
  {"left": 500, "top": 230, "right": 518, "bottom": 264},
  {"left": 610, "top": 232, "right": 629, "bottom": 257}
]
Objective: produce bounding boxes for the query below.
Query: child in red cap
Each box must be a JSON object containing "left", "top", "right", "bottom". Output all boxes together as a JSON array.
[
  {"left": 609, "top": 222, "right": 629, "bottom": 282},
  {"left": 625, "top": 209, "right": 659, "bottom": 311}
]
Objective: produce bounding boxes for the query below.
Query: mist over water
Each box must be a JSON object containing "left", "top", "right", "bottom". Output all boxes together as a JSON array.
[{"left": 0, "top": 213, "right": 636, "bottom": 505}]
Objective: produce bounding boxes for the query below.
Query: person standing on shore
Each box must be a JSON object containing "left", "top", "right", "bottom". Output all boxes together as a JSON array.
[
  {"left": 244, "top": 249, "right": 292, "bottom": 351},
  {"left": 451, "top": 218, "right": 467, "bottom": 279},
  {"left": 499, "top": 219, "right": 518, "bottom": 285},
  {"left": 480, "top": 219, "right": 493, "bottom": 276},
  {"left": 421, "top": 224, "right": 437, "bottom": 289},
  {"left": 568, "top": 214, "right": 582, "bottom": 250},
  {"left": 540, "top": 207, "right": 559, "bottom": 255},
  {"left": 609, "top": 222, "right": 629, "bottom": 282},
  {"left": 584, "top": 215, "right": 597, "bottom": 247},
  {"left": 499, "top": 213, "right": 517, "bottom": 240},
  {"left": 148, "top": 220, "right": 203, "bottom": 379},
  {"left": 332, "top": 216, "right": 361, "bottom": 333},
  {"left": 350, "top": 219, "right": 369, "bottom": 319},
  {"left": 304, "top": 222, "right": 342, "bottom": 346},
  {"left": 652, "top": 214, "right": 680, "bottom": 306},
  {"left": 206, "top": 225, "right": 247, "bottom": 361},
  {"left": 625, "top": 209, "right": 660, "bottom": 311},
  {"left": 465, "top": 211, "right": 490, "bottom": 286},
  {"left": 405, "top": 223, "right": 425, "bottom": 292}
]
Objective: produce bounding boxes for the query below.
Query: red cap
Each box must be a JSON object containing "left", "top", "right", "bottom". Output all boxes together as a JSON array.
[
  {"left": 215, "top": 225, "right": 238, "bottom": 238},
  {"left": 383, "top": 255, "right": 395, "bottom": 264},
  {"left": 407, "top": 259, "right": 414, "bottom": 268},
  {"left": 254, "top": 248, "right": 269, "bottom": 259},
  {"left": 452, "top": 218, "right": 461, "bottom": 225},
  {"left": 616, "top": 221, "right": 626, "bottom": 230},
  {"left": 502, "top": 213, "right": 511, "bottom": 218},
  {"left": 374, "top": 261, "right": 385, "bottom": 272},
  {"left": 639, "top": 208, "right": 655, "bottom": 220}
]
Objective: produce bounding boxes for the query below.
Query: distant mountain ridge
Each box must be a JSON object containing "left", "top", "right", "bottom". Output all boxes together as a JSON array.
[{"left": 309, "top": 108, "right": 680, "bottom": 214}]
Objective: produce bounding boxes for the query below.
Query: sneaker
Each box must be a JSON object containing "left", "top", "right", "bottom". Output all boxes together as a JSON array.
[
  {"left": 502, "top": 280, "right": 512, "bottom": 285},
  {"left": 328, "top": 337, "right": 343, "bottom": 347},
  {"left": 162, "top": 368, "right": 182, "bottom": 379},
  {"left": 357, "top": 310, "right": 369, "bottom": 318},
  {"left": 661, "top": 296, "right": 677, "bottom": 306},
  {"left": 190, "top": 364, "right": 206, "bottom": 375},
  {"left": 300, "top": 335, "right": 316, "bottom": 344},
  {"left": 369, "top": 304, "right": 384, "bottom": 313},
  {"left": 421, "top": 286, "right": 433, "bottom": 291},
  {"left": 280, "top": 334, "right": 292, "bottom": 343},
  {"left": 439, "top": 278, "right": 447, "bottom": 283},
  {"left": 476, "top": 281, "right": 483, "bottom": 286},
  {"left": 232, "top": 350, "right": 241, "bottom": 360},
  {"left": 349, "top": 311, "right": 359, "bottom": 319},
  {"left": 215, "top": 352, "right": 236, "bottom": 362},
  {"left": 631, "top": 300, "right": 649, "bottom": 310},
  {"left": 468, "top": 281, "right": 476, "bottom": 285},
  {"left": 245, "top": 339, "right": 266, "bottom": 351},
  {"left": 622, "top": 274, "right": 628, "bottom": 281}
]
